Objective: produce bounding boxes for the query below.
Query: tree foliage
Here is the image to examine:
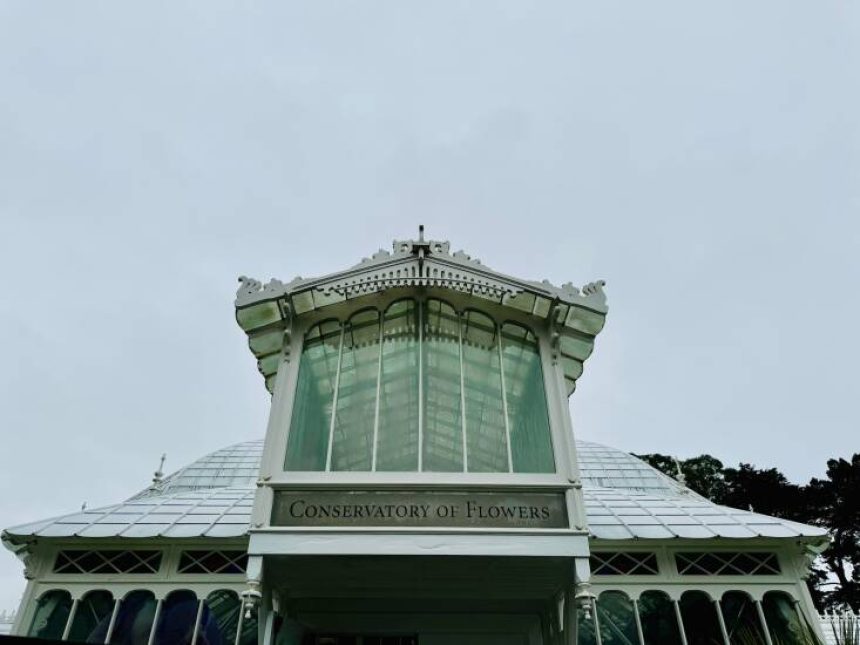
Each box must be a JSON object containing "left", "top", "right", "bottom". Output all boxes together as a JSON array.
[{"left": 634, "top": 450, "right": 860, "bottom": 611}]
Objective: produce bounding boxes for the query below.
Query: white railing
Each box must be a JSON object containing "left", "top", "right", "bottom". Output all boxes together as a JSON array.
[
  {"left": 820, "top": 610, "right": 860, "bottom": 645},
  {"left": 0, "top": 609, "right": 16, "bottom": 635}
]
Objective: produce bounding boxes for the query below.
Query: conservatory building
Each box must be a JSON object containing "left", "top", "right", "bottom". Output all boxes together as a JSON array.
[{"left": 3, "top": 233, "right": 829, "bottom": 645}]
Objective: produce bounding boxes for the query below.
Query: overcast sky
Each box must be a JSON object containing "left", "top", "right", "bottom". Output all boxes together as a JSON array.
[{"left": 1, "top": 0, "right": 858, "bottom": 613}]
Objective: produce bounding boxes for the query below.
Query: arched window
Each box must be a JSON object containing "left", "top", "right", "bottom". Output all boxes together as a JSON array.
[
  {"left": 284, "top": 301, "right": 556, "bottom": 474},
  {"left": 501, "top": 322, "right": 554, "bottom": 473},
  {"left": 762, "top": 591, "right": 813, "bottom": 644},
  {"left": 423, "top": 298, "right": 464, "bottom": 472},
  {"left": 197, "top": 589, "right": 241, "bottom": 645},
  {"left": 68, "top": 589, "right": 115, "bottom": 643},
  {"left": 720, "top": 591, "right": 765, "bottom": 644},
  {"left": 153, "top": 590, "right": 198, "bottom": 645},
  {"left": 285, "top": 319, "right": 341, "bottom": 471},
  {"left": 377, "top": 299, "right": 420, "bottom": 471},
  {"left": 596, "top": 590, "right": 638, "bottom": 644},
  {"left": 679, "top": 591, "right": 723, "bottom": 645},
  {"left": 638, "top": 590, "right": 683, "bottom": 645},
  {"left": 109, "top": 589, "right": 157, "bottom": 645},
  {"left": 28, "top": 589, "right": 72, "bottom": 641}
]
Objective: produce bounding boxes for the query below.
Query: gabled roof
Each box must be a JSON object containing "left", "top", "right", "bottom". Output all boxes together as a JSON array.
[
  {"left": 2, "top": 440, "right": 827, "bottom": 545},
  {"left": 235, "top": 232, "right": 608, "bottom": 394}
]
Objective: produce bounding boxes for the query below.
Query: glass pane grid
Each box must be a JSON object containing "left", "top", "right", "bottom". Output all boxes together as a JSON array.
[{"left": 284, "top": 298, "right": 556, "bottom": 475}]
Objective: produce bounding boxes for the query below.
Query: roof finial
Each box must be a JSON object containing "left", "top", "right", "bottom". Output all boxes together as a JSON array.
[
  {"left": 418, "top": 224, "right": 425, "bottom": 243},
  {"left": 81, "top": 501, "right": 87, "bottom": 511},
  {"left": 151, "top": 453, "right": 166, "bottom": 488}
]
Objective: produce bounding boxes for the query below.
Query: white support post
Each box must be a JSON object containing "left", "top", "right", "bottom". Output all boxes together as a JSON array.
[
  {"left": 417, "top": 299, "right": 423, "bottom": 472},
  {"left": 496, "top": 325, "right": 514, "bottom": 473},
  {"left": 632, "top": 598, "right": 645, "bottom": 645},
  {"left": 755, "top": 600, "right": 774, "bottom": 645},
  {"left": 673, "top": 599, "right": 689, "bottom": 645},
  {"left": 458, "top": 310, "right": 468, "bottom": 472},
  {"left": 592, "top": 596, "right": 604, "bottom": 645},
  {"left": 190, "top": 599, "right": 204, "bottom": 645},
  {"left": 371, "top": 314, "right": 384, "bottom": 471},
  {"left": 61, "top": 599, "right": 79, "bottom": 641},
  {"left": 146, "top": 599, "right": 163, "bottom": 645},
  {"left": 104, "top": 598, "right": 121, "bottom": 645},
  {"left": 324, "top": 326, "right": 346, "bottom": 471},
  {"left": 713, "top": 598, "right": 730, "bottom": 645}
]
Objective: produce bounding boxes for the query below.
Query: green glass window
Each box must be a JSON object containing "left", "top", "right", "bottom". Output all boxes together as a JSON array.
[
  {"left": 376, "top": 299, "right": 420, "bottom": 471},
  {"left": 331, "top": 309, "right": 381, "bottom": 471},
  {"left": 679, "top": 591, "right": 723, "bottom": 645},
  {"left": 502, "top": 323, "right": 554, "bottom": 472},
  {"left": 461, "top": 309, "right": 509, "bottom": 472},
  {"left": 28, "top": 589, "right": 72, "bottom": 641},
  {"left": 721, "top": 591, "right": 766, "bottom": 644},
  {"left": 68, "top": 590, "right": 115, "bottom": 643},
  {"left": 422, "top": 299, "right": 464, "bottom": 472},
  {"left": 284, "top": 300, "right": 555, "bottom": 474},
  {"left": 597, "top": 591, "right": 639, "bottom": 645},
  {"left": 762, "top": 592, "right": 814, "bottom": 645},
  {"left": 638, "top": 591, "right": 683, "bottom": 645},
  {"left": 285, "top": 320, "right": 341, "bottom": 470}
]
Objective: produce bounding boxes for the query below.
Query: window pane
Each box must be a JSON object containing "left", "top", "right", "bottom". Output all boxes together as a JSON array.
[
  {"left": 721, "top": 591, "right": 765, "bottom": 644},
  {"left": 28, "top": 589, "right": 72, "bottom": 641},
  {"left": 331, "top": 309, "right": 381, "bottom": 471},
  {"left": 680, "top": 591, "right": 723, "bottom": 645},
  {"left": 153, "top": 590, "right": 197, "bottom": 645},
  {"left": 763, "top": 592, "right": 813, "bottom": 644},
  {"left": 68, "top": 590, "right": 115, "bottom": 643},
  {"left": 461, "top": 310, "right": 508, "bottom": 472},
  {"left": 109, "top": 590, "right": 157, "bottom": 645},
  {"left": 639, "top": 591, "right": 683, "bottom": 645},
  {"left": 376, "top": 299, "right": 420, "bottom": 471},
  {"left": 197, "top": 590, "right": 241, "bottom": 645},
  {"left": 423, "top": 299, "right": 464, "bottom": 472},
  {"left": 285, "top": 320, "right": 342, "bottom": 471},
  {"left": 597, "top": 591, "right": 638, "bottom": 645},
  {"left": 501, "top": 323, "right": 554, "bottom": 473}
]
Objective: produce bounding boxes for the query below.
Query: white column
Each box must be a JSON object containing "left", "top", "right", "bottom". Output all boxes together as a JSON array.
[
  {"left": 104, "top": 598, "right": 121, "bottom": 644},
  {"left": 632, "top": 598, "right": 645, "bottom": 645},
  {"left": 61, "top": 599, "right": 79, "bottom": 641},
  {"left": 190, "top": 599, "right": 204, "bottom": 645},
  {"left": 755, "top": 599, "right": 774, "bottom": 645},
  {"left": 673, "top": 599, "right": 689, "bottom": 645},
  {"left": 713, "top": 598, "right": 730, "bottom": 645},
  {"left": 324, "top": 326, "right": 346, "bottom": 471},
  {"left": 146, "top": 599, "right": 163, "bottom": 645}
]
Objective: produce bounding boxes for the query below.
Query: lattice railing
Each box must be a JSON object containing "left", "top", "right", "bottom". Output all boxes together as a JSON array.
[
  {"left": 675, "top": 552, "right": 780, "bottom": 576},
  {"left": 53, "top": 550, "right": 162, "bottom": 574},
  {"left": 591, "top": 552, "right": 660, "bottom": 575},
  {"left": 177, "top": 550, "right": 248, "bottom": 574}
]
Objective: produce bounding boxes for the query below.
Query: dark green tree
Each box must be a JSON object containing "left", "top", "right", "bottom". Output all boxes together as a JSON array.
[{"left": 806, "top": 454, "right": 860, "bottom": 611}]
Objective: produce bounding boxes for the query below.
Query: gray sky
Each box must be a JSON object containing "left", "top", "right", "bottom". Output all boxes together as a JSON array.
[{"left": 1, "top": 0, "right": 858, "bottom": 612}]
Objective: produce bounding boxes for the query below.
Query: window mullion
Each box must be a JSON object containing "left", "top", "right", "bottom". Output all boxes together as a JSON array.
[
  {"left": 371, "top": 315, "right": 384, "bottom": 471},
  {"left": 458, "top": 310, "right": 468, "bottom": 473},
  {"left": 496, "top": 324, "right": 513, "bottom": 473},
  {"left": 417, "top": 299, "right": 424, "bottom": 472},
  {"left": 324, "top": 325, "right": 346, "bottom": 472}
]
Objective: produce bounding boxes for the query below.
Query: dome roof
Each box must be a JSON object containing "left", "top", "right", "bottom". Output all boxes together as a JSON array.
[
  {"left": 4, "top": 439, "right": 828, "bottom": 544},
  {"left": 131, "top": 440, "right": 264, "bottom": 500},
  {"left": 131, "top": 439, "right": 688, "bottom": 499}
]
